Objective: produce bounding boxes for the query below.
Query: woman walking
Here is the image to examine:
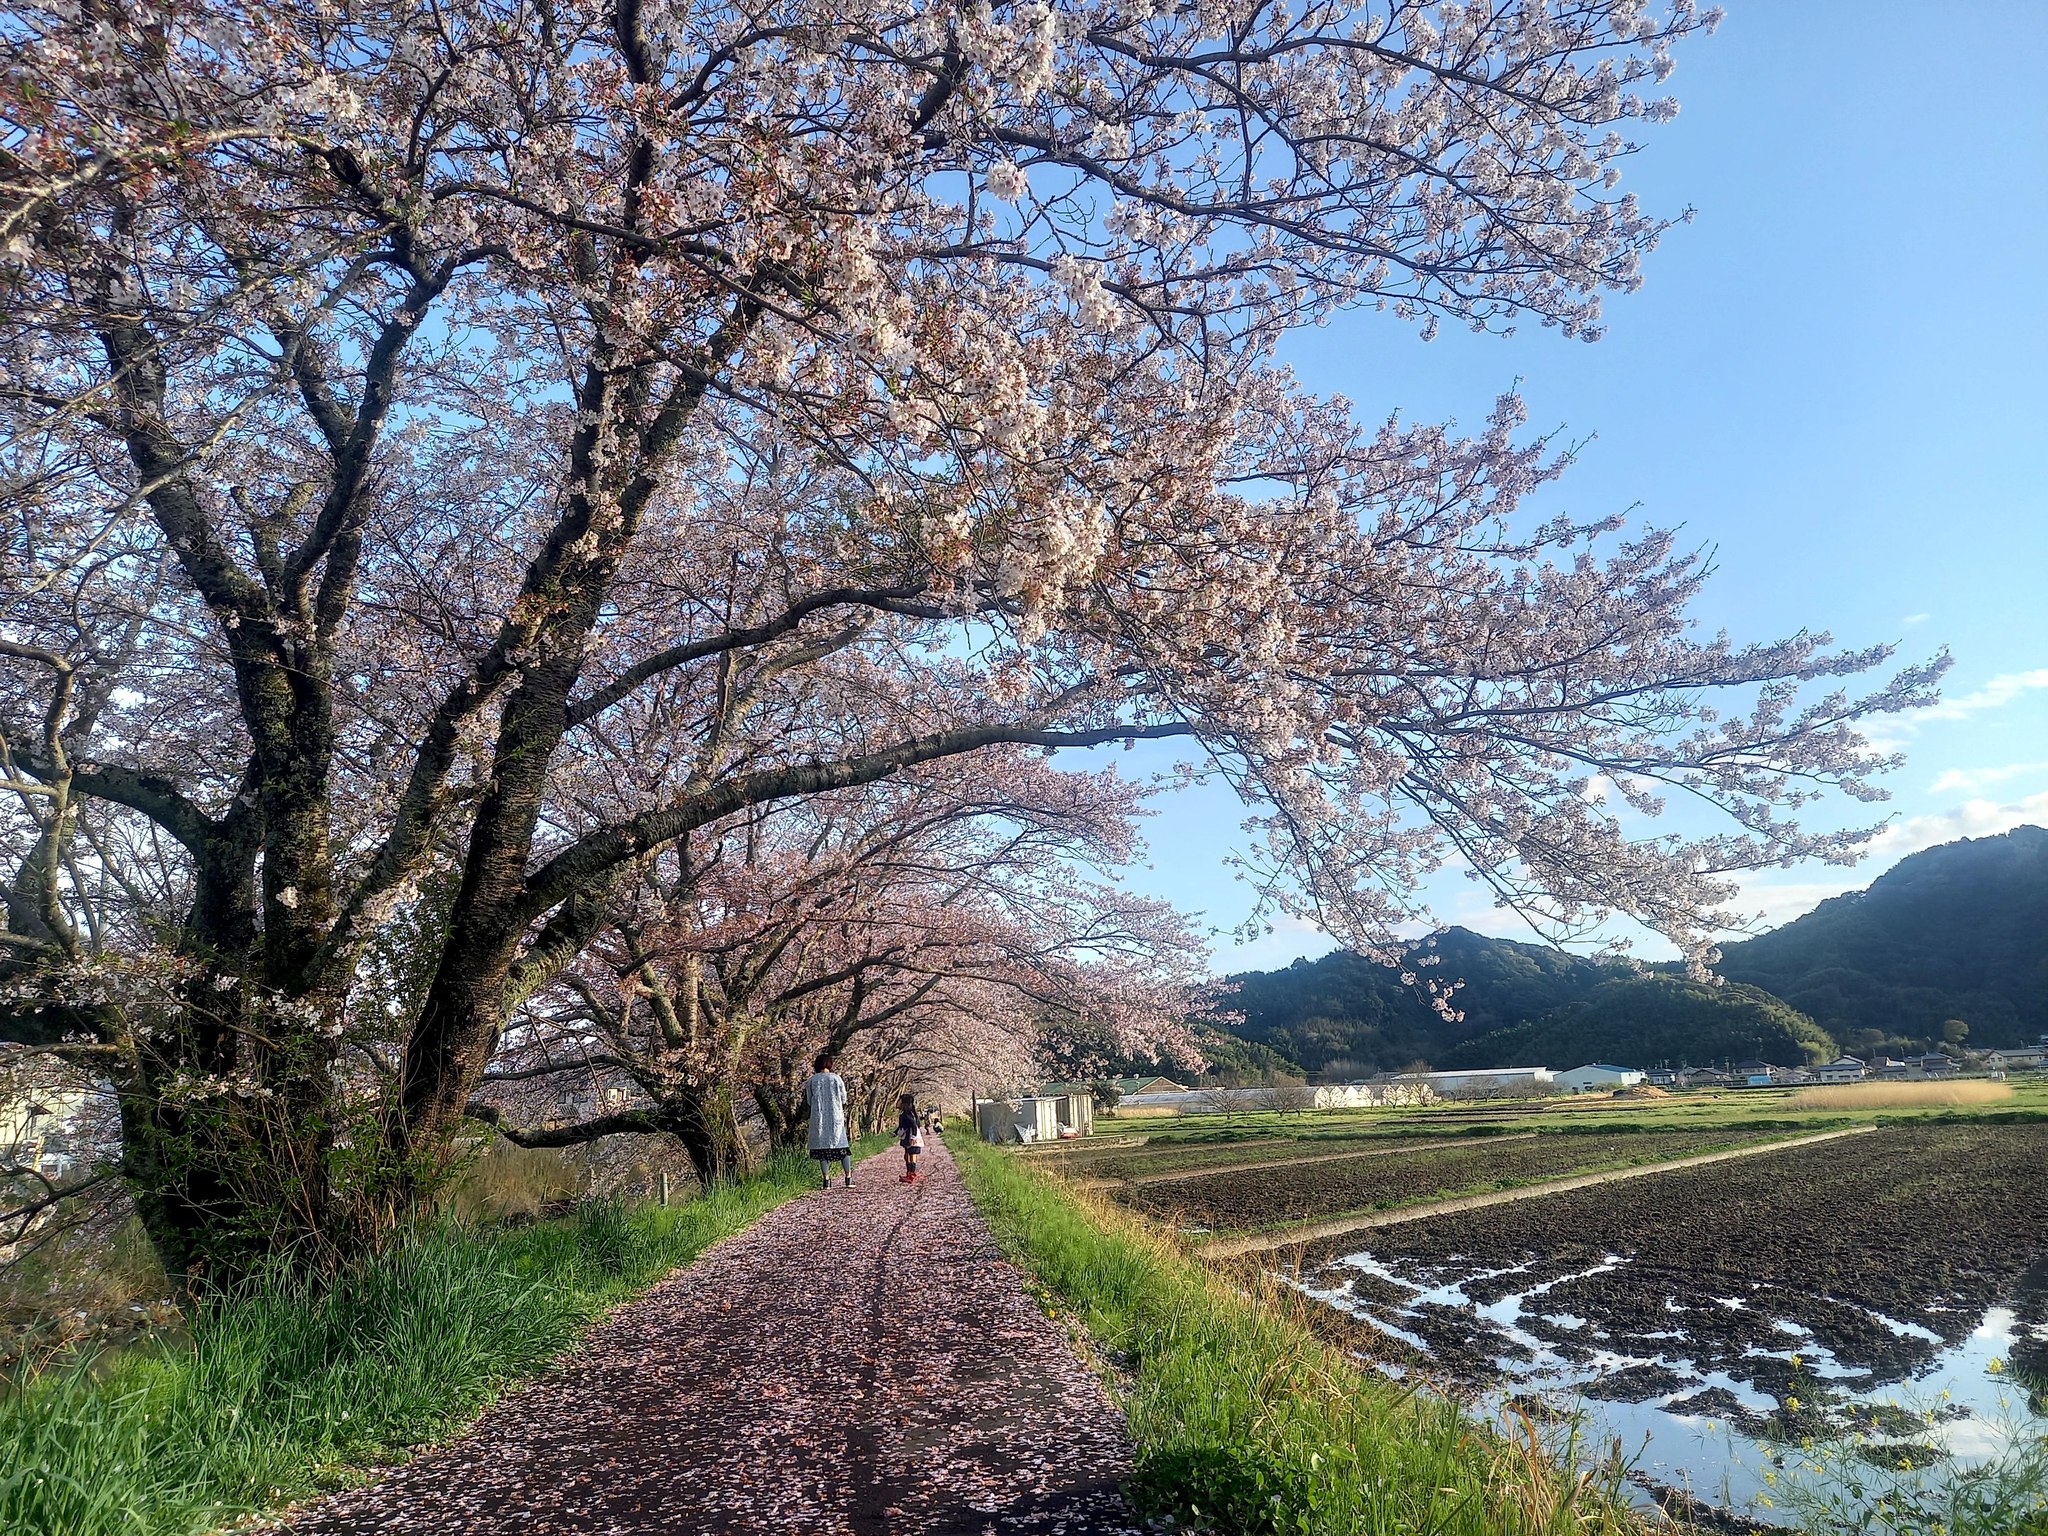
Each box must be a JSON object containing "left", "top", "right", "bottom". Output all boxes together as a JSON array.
[{"left": 805, "top": 1051, "right": 852, "bottom": 1188}]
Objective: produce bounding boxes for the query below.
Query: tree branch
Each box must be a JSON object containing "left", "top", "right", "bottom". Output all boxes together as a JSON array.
[
  {"left": 518, "top": 721, "right": 1195, "bottom": 918},
  {"left": 563, "top": 583, "right": 933, "bottom": 727},
  {"left": 462, "top": 1102, "right": 657, "bottom": 1147}
]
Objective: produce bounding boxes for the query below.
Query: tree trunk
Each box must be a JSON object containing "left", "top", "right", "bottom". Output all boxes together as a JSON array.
[
  {"left": 755, "top": 1079, "right": 807, "bottom": 1151},
  {"left": 662, "top": 1082, "right": 752, "bottom": 1185},
  {"left": 117, "top": 1076, "right": 348, "bottom": 1292}
]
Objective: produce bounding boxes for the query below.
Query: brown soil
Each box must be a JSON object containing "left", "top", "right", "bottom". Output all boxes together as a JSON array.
[{"left": 1118, "top": 1130, "right": 1758, "bottom": 1231}]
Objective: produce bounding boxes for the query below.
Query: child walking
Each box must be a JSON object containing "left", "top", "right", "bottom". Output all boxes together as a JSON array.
[{"left": 896, "top": 1092, "right": 924, "bottom": 1183}]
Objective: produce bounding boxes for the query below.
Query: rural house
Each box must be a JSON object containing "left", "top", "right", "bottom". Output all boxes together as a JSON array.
[
  {"left": 1812, "top": 1055, "right": 1868, "bottom": 1084},
  {"left": 1555, "top": 1064, "right": 1646, "bottom": 1093},
  {"left": 1901, "top": 1052, "right": 1959, "bottom": 1078}
]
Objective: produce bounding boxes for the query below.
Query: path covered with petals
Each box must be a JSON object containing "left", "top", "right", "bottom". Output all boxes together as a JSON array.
[{"left": 278, "top": 1141, "right": 1144, "bottom": 1535}]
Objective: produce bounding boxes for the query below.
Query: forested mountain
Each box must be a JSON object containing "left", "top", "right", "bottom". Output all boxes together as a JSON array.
[
  {"left": 1716, "top": 825, "right": 2048, "bottom": 1052},
  {"left": 1213, "top": 827, "right": 2048, "bottom": 1072},
  {"left": 1221, "top": 927, "right": 1625, "bottom": 1074},
  {"left": 1439, "top": 977, "right": 1835, "bottom": 1071}
]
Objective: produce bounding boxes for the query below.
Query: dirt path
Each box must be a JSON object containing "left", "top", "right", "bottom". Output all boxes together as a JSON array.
[
  {"left": 1069, "top": 1132, "right": 1540, "bottom": 1190},
  {"left": 1201, "top": 1124, "right": 1879, "bottom": 1258},
  {"left": 277, "top": 1141, "right": 1145, "bottom": 1535}
]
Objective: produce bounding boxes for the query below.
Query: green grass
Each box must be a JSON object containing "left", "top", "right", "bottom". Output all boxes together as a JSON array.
[
  {"left": 0, "top": 1147, "right": 838, "bottom": 1536},
  {"left": 954, "top": 1135, "right": 1652, "bottom": 1536},
  {"left": 1089, "top": 1078, "right": 2048, "bottom": 1149}
]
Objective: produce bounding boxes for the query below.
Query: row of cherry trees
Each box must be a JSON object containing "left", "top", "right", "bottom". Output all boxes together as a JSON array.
[
  {"left": 470, "top": 751, "right": 1205, "bottom": 1183},
  {"left": 0, "top": 0, "right": 1944, "bottom": 1282}
]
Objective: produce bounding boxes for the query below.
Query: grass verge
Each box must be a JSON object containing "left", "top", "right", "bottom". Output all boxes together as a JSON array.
[
  {"left": 953, "top": 1135, "right": 1651, "bottom": 1536},
  {"left": 0, "top": 1146, "right": 839, "bottom": 1536}
]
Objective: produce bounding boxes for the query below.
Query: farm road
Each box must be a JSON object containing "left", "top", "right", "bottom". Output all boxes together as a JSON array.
[
  {"left": 277, "top": 1141, "right": 1145, "bottom": 1535},
  {"left": 1070, "top": 1132, "right": 1539, "bottom": 1190},
  {"left": 1203, "top": 1123, "right": 1880, "bottom": 1258}
]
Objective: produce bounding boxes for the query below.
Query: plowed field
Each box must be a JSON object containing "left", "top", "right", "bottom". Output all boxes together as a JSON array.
[
  {"left": 1111, "top": 1129, "right": 1768, "bottom": 1231},
  {"left": 1044, "top": 1132, "right": 1459, "bottom": 1184}
]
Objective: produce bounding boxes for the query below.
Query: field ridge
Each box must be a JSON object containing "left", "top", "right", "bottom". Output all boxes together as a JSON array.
[{"left": 1201, "top": 1123, "right": 1879, "bottom": 1257}]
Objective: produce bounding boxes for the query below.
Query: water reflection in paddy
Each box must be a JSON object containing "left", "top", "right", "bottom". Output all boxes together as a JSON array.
[{"left": 1298, "top": 1249, "right": 2048, "bottom": 1525}]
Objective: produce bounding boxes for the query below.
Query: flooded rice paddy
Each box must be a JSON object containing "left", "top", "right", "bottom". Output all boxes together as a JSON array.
[{"left": 1285, "top": 1123, "right": 2048, "bottom": 1523}]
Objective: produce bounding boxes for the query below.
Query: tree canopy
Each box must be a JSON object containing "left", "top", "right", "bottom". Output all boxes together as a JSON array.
[{"left": 0, "top": 0, "right": 1939, "bottom": 1278}]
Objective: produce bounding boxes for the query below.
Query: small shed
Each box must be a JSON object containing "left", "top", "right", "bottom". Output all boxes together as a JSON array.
[
  {"left": 974, "top": 1095, "right": 1064, "bottom": 1144},
  {"left": 1051, "top": 1091, "right": 1094, "bottom": 1137}
]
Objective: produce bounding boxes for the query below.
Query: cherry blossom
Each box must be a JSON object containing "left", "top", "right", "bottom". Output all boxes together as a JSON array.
[{"left": 0, "top": 0, "right": 1940, "bottom": 1278}]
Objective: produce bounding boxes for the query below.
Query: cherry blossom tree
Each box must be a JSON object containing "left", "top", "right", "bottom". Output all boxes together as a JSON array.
[
  {"left": 0, "top": 0, "right": 1945, "bottom": 1279},
  {"left": 471, "top": 750, "right": 1205, "bottom": 1181}
]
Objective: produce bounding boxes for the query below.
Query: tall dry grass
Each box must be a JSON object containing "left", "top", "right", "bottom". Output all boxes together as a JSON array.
[{"left": 1786, "top": 1079, "right": 2012, "bottom": 1110}]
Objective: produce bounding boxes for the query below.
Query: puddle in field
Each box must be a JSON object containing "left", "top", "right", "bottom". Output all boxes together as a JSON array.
[{"left": 1298, "top": 1251, "right": 2048, "bottom": 1525}]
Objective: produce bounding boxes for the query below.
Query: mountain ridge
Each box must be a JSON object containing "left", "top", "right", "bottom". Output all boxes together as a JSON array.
[{"left": 1211, "top": 825, "right": 2048, "bottom": 1073}]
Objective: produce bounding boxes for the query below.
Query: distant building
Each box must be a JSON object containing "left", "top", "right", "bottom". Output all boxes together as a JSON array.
[
  {"left": 1049, "top": 1076, "right": 1186, "bottom": 1098},
  {"left": 0, "top": 1081, "right": 92, "bottom": 1178},
  {"left": 1729, "top": 1059, "right": 1807, "bottom": 1088},
  {"left": 1811, "top": 1056, "right": 1867, "bottom": 1084},
  {"left": 1986, "top": 1047, "right": 2048, "bottom": 1074},
  {"left": 1902, "top": 1052, "right": 1959, "bottom": 1078},
  {"left": 1555, "top": 1064, "right": 1646, "bottom": 1093},
  {"left": 1385, "top": 1066, "right": 1556, "bottom": 1098},
  {"left": 1037, "top": 1077, "right": 1185, "bottom": 1107},
  {"left": 1117, "top": 1081, "right": 1437, "bottom": 1115},
  {"left": 1308, "top": 1082, "right": 1438, "bottom": 1109}
]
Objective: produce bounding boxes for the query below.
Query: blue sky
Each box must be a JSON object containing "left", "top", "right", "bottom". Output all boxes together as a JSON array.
[{"left": 1094, "top": 2, "right": 2048, "bottom": 974}]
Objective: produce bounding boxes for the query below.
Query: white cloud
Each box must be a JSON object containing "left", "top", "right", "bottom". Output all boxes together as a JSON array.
[
  {"left": 1865, "top": 667, "right": 2048, "bottom": 751},
  {"left": 1913, "top": 668, "right": 2048, "bottom": 723},
  {"left": 1864, "top": 790, "right": 2048, "bottom": 860},
  {"left": 1903, "top": 612, "right": 1931, "bottom": 625},
  {"left": 1727, "top": 879, "right": 1863, "bottom": 932},
  {"left": 1928, "top": 761, "right": 2048, "bottom": 795}
]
